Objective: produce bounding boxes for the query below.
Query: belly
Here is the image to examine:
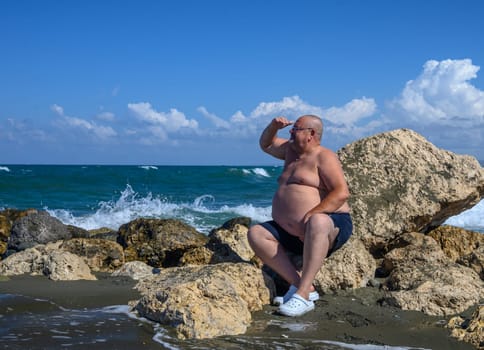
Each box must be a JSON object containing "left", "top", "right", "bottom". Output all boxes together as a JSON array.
[{"left": 271, "top": 184, "right": 321, "bottom": 237}]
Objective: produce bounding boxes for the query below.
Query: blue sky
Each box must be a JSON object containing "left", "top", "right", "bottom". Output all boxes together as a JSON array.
[{"left": 1, "top": 0, "right": 483, "bottom": 165}]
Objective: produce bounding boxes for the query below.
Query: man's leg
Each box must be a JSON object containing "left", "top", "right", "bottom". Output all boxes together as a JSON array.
[
  {"left": 247, "top": 224, "right": 300, "bottom": 286},
  {"left": 296, "top": 214, "right": 339, "bottom": 300}
]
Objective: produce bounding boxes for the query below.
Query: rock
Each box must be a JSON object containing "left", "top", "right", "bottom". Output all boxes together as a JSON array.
[
  {"left": 447, "top": 305, "right": 484, "bottom": 349},
  {"left": 112, "top": 261, "right": 156, "bottom": 280},
  {"left": 134, "top": 262, "right": 274, "bottom": 339},
  {"left": 314, "top": 237, "right": 376, "bottom": 293},
  {"left": 458, "top": 245, "right": 484, "bottom": 281},
  {"left": 43, "top": 250, "right": 96, "bottom": 281},
  {"left": 0, "top": 209, "right": 38, "bottom": 257},
  {"left": 207, "top": 221, "right": 255, "bottom": 262},
  {"left": 8, "top": 211, "right": 72, "bottom": 252},
  {"left": 428, "top": 225, "right": 484, "bottom": 279},
  {"left": 0, "top": 242, "right": 96, "bottom": 281},
  {"left": 181, "top": 217, "right": 258, "bottom": 265},
  {"left": 88, "top": 227, "right": 119, "bottom": 241},
  {"left": 338, "top": 128, "right": 484, "bottom": 252},
  {"left": 428, "top": 225, "right": 484, "bottom": 262},
  {"left": 0, "top": 244, "right": 45, "bottom": 276},
  {"left": 380, "top": 233, "right": 483, "bottom": 316},
  {"left": 117, "top": 218, "right": 208, "bottom": 267},
  {"left": 60, "top": 238, "right": 125, "bottom": 272}
]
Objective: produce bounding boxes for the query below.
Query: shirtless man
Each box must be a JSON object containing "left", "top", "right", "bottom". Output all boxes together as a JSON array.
[{"left": 247, "top": 115, "right": 352, "bottom": 317}]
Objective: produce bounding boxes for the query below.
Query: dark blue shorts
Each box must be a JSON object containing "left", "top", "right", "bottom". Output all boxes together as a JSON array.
[{"left": 260, "top": 213, "right": 353, "bottom": 257}]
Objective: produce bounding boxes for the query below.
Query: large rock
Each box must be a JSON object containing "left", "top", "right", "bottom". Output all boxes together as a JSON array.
[
  {"left": 447, "top": 305, "right": 484, "bottom": 349},
  {"left": 8, "top": 211, "right": 72, "bottom": 252},
  {"left": 338, "top": 128, "right": 484, "bottom": 252},
  {"left": 0, "top": 242, "right": 96, "bottom": 281},
  {"left": 60, "top": 238, "right": 125, "bottom": 272},
  {"left": 134, "top": 262, "right": 274, "bottom": 339},
  {"left": 380, "top": 232, "right": 483, "bottom": 316},
  {"left": 112, "top": 261, "right": 156, "bottom": 280},
  {"left": 314, "top": 237, "right": 376, "bottom": 293},
  {"left": 117, "top": 218, "right": 208, "bottom": 267},
  {"left": 0, "top": 209, "right": 38, "bottom": 256},
  {"left": 428, "top": 225, "right": 484, "bottom": 280},
  {"left": 180, "top": 217, "right": 259, "bottom": 266}
]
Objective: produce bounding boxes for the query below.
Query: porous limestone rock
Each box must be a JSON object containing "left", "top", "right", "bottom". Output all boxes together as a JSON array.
[
  {"left": 61, "top": 238, "right": 125, "bottom": 272},
  {"left": 180, "top": 217, "right": 260, "bottom": 266},
  {"left": 43, "top": 250, "right": 96, "bottom": 281},
  {"left": 428, "top": 225, "right": 484, "bottom": 262},
  {"left": 428, "top": 225, "right": 484, "bottom": 280},
  {"left": 338, "top": 128, "right": 484, "bottom": 252},
  {"left": 117, "top": 218, "right": 208, "bottom": 267},
  {"left": 380, "top": 233, "right": 483, "bottom": 316},
  {"left": 112, "top": 260, "right": 155, "bottom": 280},
  {"left": 447, "top": 305, "right": 484, "bottom": 349},
  {"left": 134, "top": 262, "right": 274, "bottom": 339},
  {"left": 0, "top": 242, "right": 96, "bottom": 281},
  {"left": 314, "top": 237, "right": 376, "bottom": 293}
]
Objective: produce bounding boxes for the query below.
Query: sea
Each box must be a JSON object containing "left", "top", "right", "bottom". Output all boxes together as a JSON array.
[{"left": 0, "top": 164, "right": 482, "bottom": 350}]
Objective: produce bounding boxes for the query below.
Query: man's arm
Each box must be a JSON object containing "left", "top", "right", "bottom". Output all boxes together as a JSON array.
[
  {"left": 304, "top": 150, "right": 350, "bottom": 220},
  {"left": 259, "top": 117, "right": 293, "bottom": 160}
]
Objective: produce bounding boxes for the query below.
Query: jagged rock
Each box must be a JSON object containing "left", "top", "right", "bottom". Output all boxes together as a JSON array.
[
  {"left": 8, "top": 211, "right": 72, "bottom": 252},
  {"left": 112, "top": 261, "right": 156, "bottom": 280},
  {"left": 134, "top": 262, "right": 274, "bottom": 339},
  {"left": 458, "top": 245, "right": 484, "bottom": 280},
  {"left": 180, "top": 218, "right": 259, "bottom": 265},
  {"left": 380, "top": 233, "right": 483, "bottom": 316},
  {"left": 428, "top": 225, "right": 484, "bottom": 262},
  {"left": 88, "top": 227, "right": 119, "bottom": 241},
  {"left": 117, "top": 218, "right": 208, "bottom": 267},
  {"left": 206, "top": 221, "right": 256, "bottom": 263},
  {"left": 61, "top": 238, "right": 125, "bottom": 272},
  {"left": 43, "top": 250, "right": 96, "bottom": 281},
  {"left": 338, "top": 128, "right": 484, "bottom": 253},
  {"left": 428, "top": 225, "right": 484, "bottom": 279},
  {"left": 0, "top": 208, "right": 38, "bottom": 256},
  {"left": 0, "top": 242, "right": 96, "bottom": 281},
  {"left": 447, "top": 305, "right": 484, "bottom": 349},
  {"left": 314, "top": 237, "right": 376, "bottom": 293}
]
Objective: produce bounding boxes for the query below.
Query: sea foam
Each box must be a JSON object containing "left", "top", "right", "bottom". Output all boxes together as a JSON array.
[{"left": 47, "top": 184, "right": 272, "bottom": 233}]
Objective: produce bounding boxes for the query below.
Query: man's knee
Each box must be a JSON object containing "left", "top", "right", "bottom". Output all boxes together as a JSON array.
[
  {"left": 247, "top": 224, "right": 265, "bottom": 246},
  {"left": 306, "top": 213, "right": 334, "bottom": 233}
]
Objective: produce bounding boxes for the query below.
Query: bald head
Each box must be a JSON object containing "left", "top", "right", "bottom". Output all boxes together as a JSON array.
[{"left": 298, "top": 115, "right": 323, "bottom": 140}]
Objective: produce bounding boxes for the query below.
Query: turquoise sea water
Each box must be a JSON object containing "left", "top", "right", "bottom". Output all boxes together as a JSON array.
[
  {"left": 0, "top": 164, "right": 482, "bottom": 233},
  {"left": 0, "top": 165, "right": 277, "bottom": 233}
]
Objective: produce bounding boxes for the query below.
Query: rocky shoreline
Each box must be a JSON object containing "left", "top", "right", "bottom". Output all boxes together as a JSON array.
[{"left": 1, "top": 128, "right": 483, "bottom": 349}]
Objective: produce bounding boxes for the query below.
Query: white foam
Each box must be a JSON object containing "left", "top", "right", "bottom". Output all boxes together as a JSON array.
[
  {"left": 139, "top": 165, "right": 158, "bottom": 170},
  {"left": 47, "top": 184, "right": 272, "bottom": 232},
  {"left": 0, "top": 166, "right": 10, "bottom": 172},
  {"left": 444, "top": 199, "right": 484, "bottom": 232},
  {"left": 320, "top": 340, "right": 430, "bottom": 350}
]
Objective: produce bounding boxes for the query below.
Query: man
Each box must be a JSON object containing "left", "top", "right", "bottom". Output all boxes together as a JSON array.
[{"left": 247, "top": 115, "right": 352, "bottom": 317}]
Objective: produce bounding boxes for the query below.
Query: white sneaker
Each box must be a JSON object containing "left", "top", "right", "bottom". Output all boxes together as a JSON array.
[{"left": 273, "top": 285, "right": 319, "bottom": 306}]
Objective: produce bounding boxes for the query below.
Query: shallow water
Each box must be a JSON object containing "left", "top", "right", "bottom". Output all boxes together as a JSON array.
[{"left": 0, "top": 276, "right": 474, "bottom": 350}]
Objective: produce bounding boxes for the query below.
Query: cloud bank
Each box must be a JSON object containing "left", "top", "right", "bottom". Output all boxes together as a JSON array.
[{"left": 2, "top": 58, "right": 483, "bottom": 161}]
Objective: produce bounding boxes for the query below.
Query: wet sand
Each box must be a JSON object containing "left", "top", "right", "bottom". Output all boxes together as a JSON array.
[{"left": 0, "top": 274, "right": 476, "bottom": 350}]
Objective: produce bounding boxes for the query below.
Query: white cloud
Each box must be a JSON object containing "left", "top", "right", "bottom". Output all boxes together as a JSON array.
[
  {"left": 51, "top": 104, "right": 117, "bottom": 139},
  {"left": 324, "top": 97, "right": 377, "bottom": 126},
  {"left": 231, "top": 95, "right": 324, "bottom": 122},
  {"left": 128, "top": 102, "right": 198, "bottom": 132},
  {"left": 198, "top": 106, "right": 230, "bottom": 129},
  {"left": 97, "top": 112, "right": 115, "bottom": 121},
  {"left": 392, "top": 59, "right": 484, "bottom": 126},
  {"left": 51, "top": 104, "right": 64, "bottom": 116}
]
